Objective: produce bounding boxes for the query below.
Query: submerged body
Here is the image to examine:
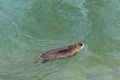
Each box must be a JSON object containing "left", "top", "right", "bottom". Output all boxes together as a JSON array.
[{"left": 17, "top": 43, "right": 84, "bottom": 66}]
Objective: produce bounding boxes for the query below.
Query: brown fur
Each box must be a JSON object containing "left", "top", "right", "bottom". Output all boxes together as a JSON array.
[{"left": 16, "top": 43, "right": 84, "bottom": 66}]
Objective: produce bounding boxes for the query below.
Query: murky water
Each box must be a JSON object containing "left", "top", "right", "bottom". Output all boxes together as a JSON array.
[{"left": 0, "top": 0, "right": 120, "bottom": 80}]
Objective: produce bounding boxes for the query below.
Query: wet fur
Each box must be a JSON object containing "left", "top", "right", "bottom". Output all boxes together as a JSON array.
[{"left": 16, "top": 43, "right": 84, "bottom": 66}]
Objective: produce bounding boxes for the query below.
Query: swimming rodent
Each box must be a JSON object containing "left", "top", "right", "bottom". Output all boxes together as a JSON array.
[{"left": 16, "top": 42, "right": 84, "bottom": 66}]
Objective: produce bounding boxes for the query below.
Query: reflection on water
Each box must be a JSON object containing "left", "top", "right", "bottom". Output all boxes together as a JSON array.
[{"left": 0, "top": 0, "right": 120, "bottom": 80}]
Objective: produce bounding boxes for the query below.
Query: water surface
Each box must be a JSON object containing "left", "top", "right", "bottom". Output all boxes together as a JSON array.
[{"left": 0, "top": 0, "right": 120, "bottom": 80}]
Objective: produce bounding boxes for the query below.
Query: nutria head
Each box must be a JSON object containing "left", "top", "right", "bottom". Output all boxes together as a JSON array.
[{"left": 70, "top": 43, "right": 84, "bottom": 53}]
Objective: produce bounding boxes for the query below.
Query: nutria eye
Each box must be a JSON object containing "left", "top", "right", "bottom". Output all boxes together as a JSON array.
[
  {"left": 79, "top": 43, "right": 83, "bottom": 46},
  {"left": 81, "top": 43, "right": 83, "bottom": 46}
]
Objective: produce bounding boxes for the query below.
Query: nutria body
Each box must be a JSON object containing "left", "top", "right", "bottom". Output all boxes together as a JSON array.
[{"left": 17, "top": 43, "right": 84, "bottom": 66}]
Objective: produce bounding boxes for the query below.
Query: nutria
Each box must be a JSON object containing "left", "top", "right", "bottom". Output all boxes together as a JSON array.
[{"left": 16, "top": 42, "right": 84, "bottom": 66}]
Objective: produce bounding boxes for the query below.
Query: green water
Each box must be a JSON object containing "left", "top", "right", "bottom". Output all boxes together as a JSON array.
[{"left": 0, "top": 0, "right": 120, "bottom": 80}]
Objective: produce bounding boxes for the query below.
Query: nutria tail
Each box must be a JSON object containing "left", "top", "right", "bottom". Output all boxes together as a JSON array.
[{"left": 15, "top": 58, "right": 40, "bottom": 66}]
